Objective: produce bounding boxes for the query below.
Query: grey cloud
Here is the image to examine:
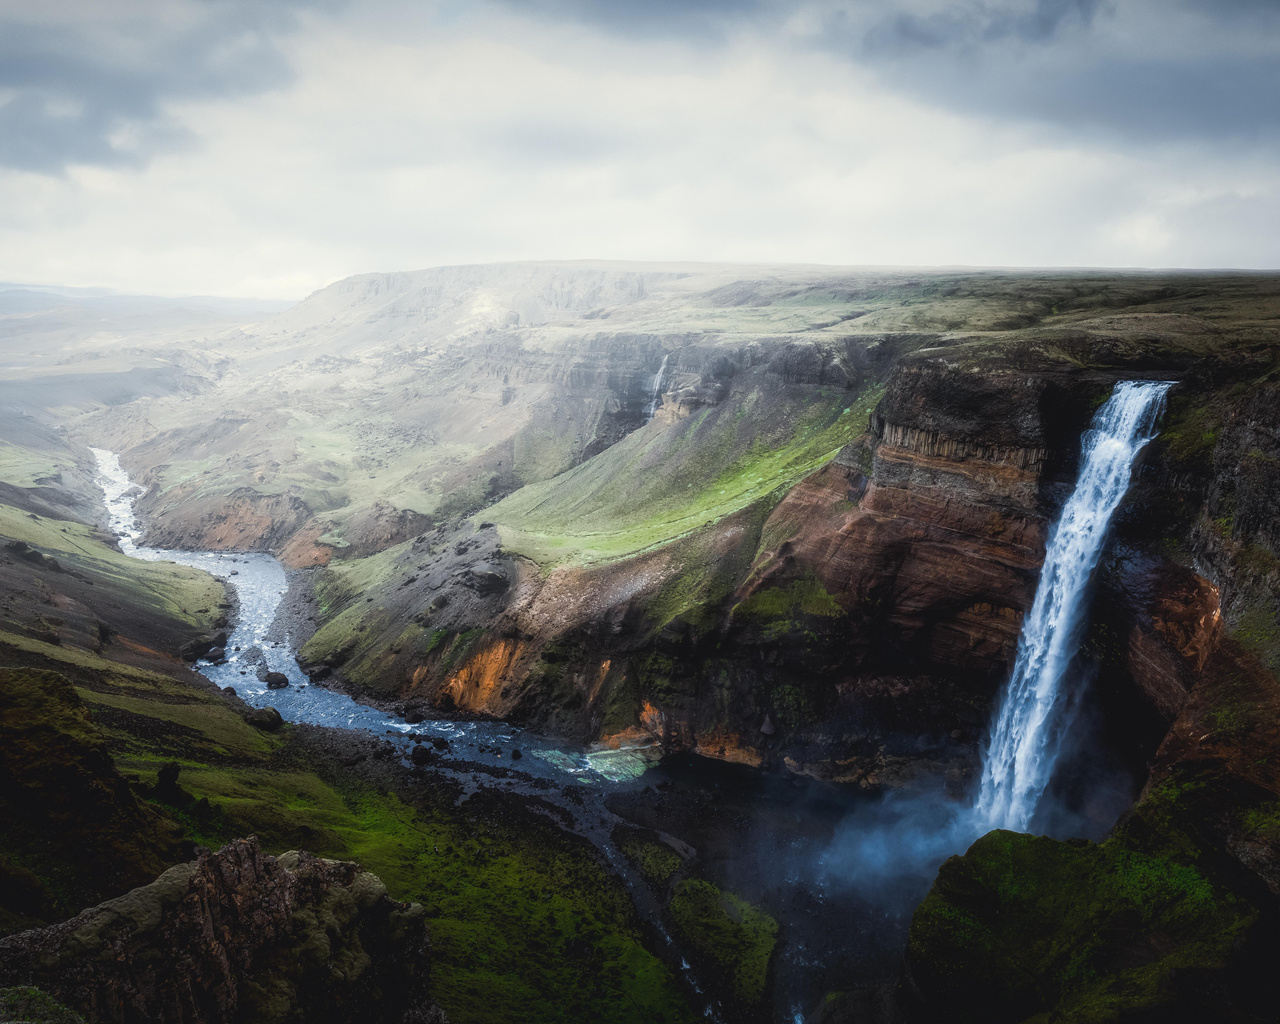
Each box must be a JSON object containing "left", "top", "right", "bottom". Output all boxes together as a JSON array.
[
  {"left": 488, "top": 0, "right": 1280, "bottom": 144},
  {"left": 493, "top": 0, "right": 765, "bottom": 40},
  {"left": 0, "top": 1, "right": 333, "bottom": 174},
  {"left": 829, "top": 0, "right": 1280, "bottom": 143},
  {"left": 857, "top": 0, "right": 1102, "bottom": 52}
]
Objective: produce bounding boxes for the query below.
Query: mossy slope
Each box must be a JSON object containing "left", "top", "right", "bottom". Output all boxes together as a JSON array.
[{"left": 0, "top": 632, "right": 697, "bottom": 1024}]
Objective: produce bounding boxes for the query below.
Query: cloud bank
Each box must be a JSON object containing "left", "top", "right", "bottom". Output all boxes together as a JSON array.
[{"left": 0, "top": 0, "right": 1275, "bottom": 297}]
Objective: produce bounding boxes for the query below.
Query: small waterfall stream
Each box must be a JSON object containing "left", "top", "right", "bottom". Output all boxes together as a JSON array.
[
  {"left": 974, "top": 380, "right": 1172, "bottom": 832},
  {"left": 645, "top": 353, "right": 669, "bottom": 420}
]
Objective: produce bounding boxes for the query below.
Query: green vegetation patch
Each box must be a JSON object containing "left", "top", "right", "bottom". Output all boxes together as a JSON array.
[
  {"left": 733, "top": 577, "right": 844, "bottom": 622},
  {"left": 614, "top": 825, "right": 684, "bottom": 891},
  {"left": 1, "top": 630, "right": 695, "bottom": 1024},
  {"left": 489, "top": 382, "right": 883, "bottom": 567},
  {"left": 0, "top": 503, "right": 223, "bottom": 631},
  {"left": 0, "top": 987, "right": 85, "bottom": 1024},
  {"left": 0, "top": 442, "right": 64, "bottom": 489},
  {"left": 669, "top": 878, "right": 778, "bottom": 1009},
  {"left": 907, "top": 829, "right": 1258, "bottom": 1024}
]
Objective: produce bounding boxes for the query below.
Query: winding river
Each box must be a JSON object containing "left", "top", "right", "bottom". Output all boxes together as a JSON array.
[
  {"left": 91, "top": 447, "right": 744, "bottom": 1020},
  {"left": 88, "top": 447, "right": 958, "bottom": 1023},
  {"left": 90, "top": 447, "right": 656, "bottom": 788}
]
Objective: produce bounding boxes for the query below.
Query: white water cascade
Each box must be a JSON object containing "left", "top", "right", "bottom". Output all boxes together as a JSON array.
[
  {"left": 974, "top": 380, "right": 1173, "bottom": 833},
  {"left": 645, "top": 353, "right": 669, "bottom": 421}
]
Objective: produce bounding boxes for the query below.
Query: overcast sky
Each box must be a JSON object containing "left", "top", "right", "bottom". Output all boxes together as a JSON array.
[{"left": 1, "top": 0, "right": 1277, "bottom": 298}]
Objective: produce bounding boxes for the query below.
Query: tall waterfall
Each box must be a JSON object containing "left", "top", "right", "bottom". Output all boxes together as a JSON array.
[
  {"left": 974, "top": 380, "right": 1172, "bottom": 832},
  {"left": 645, "top": 353, "right": 669, "bottom": 421}
]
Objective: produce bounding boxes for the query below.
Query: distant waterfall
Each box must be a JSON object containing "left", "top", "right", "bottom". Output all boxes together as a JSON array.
[
  {"left": 974, "top": 380, "right": 1172, "bottom": 832},
  {"left": 645, "top": 353, "right": 669, "bottom": 421}
]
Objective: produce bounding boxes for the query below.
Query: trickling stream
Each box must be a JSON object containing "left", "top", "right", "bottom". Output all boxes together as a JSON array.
[
  {"left": 646, "top": 353, "right": 669, "bottom": 420},
  {"left": 974, "top": 380, "right": 1172, "bottom": 832}
]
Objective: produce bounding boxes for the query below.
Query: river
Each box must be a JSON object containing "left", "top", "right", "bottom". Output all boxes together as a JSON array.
[
  {"left": 90, "top": 447, "right": 659, "bottom": 788},
  {"left": 88, "top": 446, "right": 946, "bottom": 1022}
]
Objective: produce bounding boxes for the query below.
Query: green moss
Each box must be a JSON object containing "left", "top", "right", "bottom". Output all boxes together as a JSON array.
[
  {"left": 734, "top": 578, "right": 844, "bottom": 621},
  {"left": 908, "top": 828, "right": 1258, "bottom": 1024},
  {"left": 1242, "top": 802, "right": 1280, "bottom": 845},
  {"left": 1159, "top": 394, "right": 1222, "bottom": 473},
  {"left": 669, "top": 878, "right": 777, "bottom": 1009},
  {"left": 614, "top": 826, "right": 684, "bottom": 890},
  {"left": 0, "top": 987, "right": 85, "bottom": 1024},
  {"left": 2, "top": 630, "right": 695, "bottom": 1024},
  {"left": 0, "top": 662, "right": 187, "bottom": 930},
  {"left": 1231, "top": 601, "right": 1280, "bottom": 678}
]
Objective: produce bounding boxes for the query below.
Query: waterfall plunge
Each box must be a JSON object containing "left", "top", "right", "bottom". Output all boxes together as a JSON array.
[{"left": 974, "top": 380, "right": 1173, "bottom": 833}]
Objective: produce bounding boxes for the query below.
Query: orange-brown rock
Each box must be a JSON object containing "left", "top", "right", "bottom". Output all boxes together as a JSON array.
[
  {"left": 137, "top": 483, "right": 312, "bottom": 554},
  {"left": 1098, "top": 555, "right": 1223, "bottom": 722},
  {"left": 746, "top": 437, "right": 1048, "bottom": 675},
  {"left": 278, "top": 519, "right": 334, "bottom": 568}
]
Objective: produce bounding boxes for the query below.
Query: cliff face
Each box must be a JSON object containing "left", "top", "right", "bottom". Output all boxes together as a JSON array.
[
  {"left": 0, "top": 837, "right": 444, "bottom": 1024},
  {"left": 296, "top": 346, "right": 1192, "bottom": 788},
  {"left": 903, "top": 354, "right": 1280, "bottom": 1023}
]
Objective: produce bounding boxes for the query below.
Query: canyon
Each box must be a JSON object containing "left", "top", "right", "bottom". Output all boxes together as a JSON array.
[{"left": 2, "top": 265, "right": 1279, "bottom": 1023}]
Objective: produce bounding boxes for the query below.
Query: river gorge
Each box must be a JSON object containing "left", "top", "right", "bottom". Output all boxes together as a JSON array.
[{"left": 2, "top": 265, "right": 1278, "bottom": 1024}]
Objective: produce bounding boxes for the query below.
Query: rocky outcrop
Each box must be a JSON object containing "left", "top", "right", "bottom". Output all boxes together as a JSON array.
[
  {"left": 136, "top": 485, "right": 313, "bottom": 556},
  {"left": 0, "top": 667, "right": 188, "bottom": 934},
  {"left": 0, "top": 837, "right": 445, "bottom": 1024}
]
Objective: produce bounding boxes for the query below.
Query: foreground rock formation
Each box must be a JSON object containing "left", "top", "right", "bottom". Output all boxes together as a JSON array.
[{"left": 0, "top": 838, "right": 444, "bottom": 1024}]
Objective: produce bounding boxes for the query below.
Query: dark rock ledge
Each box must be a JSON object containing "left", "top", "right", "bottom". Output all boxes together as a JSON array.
[{"left": 0, "top": 837, "right": 446, "bottom": 1024}]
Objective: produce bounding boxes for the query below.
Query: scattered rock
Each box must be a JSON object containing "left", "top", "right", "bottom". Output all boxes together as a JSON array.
[{"left": 245, "top": 707, "right": 284, "bottom": 731}]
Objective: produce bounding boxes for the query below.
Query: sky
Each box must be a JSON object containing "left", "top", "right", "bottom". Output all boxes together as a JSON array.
[{"left": 0, "top": 0, "right": 1277, "bottom": 298}]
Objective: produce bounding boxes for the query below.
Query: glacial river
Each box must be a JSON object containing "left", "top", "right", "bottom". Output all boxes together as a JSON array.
[
  {"left": 90, "top": 448, "right": 657, "bottom": 787},
  {"left": 90, "top": 447, "right": 906, "bottom": 1023}
]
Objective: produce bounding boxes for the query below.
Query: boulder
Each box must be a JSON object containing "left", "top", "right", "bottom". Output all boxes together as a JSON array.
[
  {"left": 0, "top": 838, "right": 445, "bottom": 1024},
  {"left": 245, "top": 707, "right": 283, "bottom": 732},
  {"left": 265, "top": 672, "right": 289, "bottom": 689}
]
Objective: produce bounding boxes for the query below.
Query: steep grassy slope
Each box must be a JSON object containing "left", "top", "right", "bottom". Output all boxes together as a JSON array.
[{"left": 489, "top": 379, "right": 882, "bottom": 567}]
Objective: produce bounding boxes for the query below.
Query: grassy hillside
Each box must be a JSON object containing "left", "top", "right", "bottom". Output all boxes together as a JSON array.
[{"left": 490, "top": 380, "right": 881, "bottom": 567}]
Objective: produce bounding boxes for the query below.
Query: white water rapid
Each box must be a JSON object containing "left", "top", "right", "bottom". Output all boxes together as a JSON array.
[
  {"left": 645, "top": 353, "right": 669, "bottom": 420},
  {"left": 974, "top": 380, "right": 1172, "bottom": 832}
]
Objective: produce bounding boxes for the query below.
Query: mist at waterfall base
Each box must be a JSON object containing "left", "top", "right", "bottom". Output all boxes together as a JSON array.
[{"left": 813, "top": 381, "right": 1173, "bottom": 918}]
